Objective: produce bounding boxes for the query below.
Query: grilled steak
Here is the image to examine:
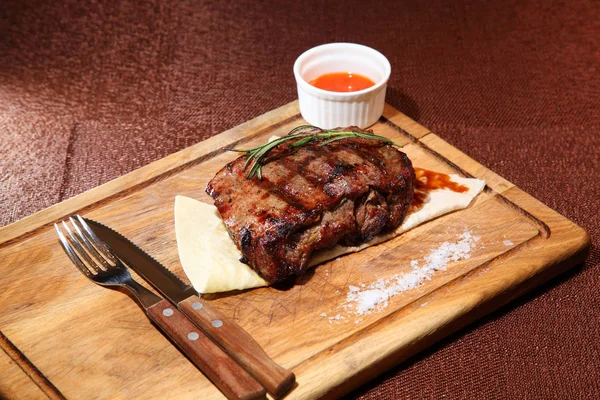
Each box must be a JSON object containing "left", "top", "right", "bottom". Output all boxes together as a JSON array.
[{"left": 206, "top": 127, "right": 415, "bottom": 282}]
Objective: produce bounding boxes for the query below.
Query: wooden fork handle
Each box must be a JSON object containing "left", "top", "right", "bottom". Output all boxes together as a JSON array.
[
  {"left": 146, "top": 299, "right": 266, "bottom": 400},
  {"left": 178, "top": 295, "right": 296, "bottom": 399}
]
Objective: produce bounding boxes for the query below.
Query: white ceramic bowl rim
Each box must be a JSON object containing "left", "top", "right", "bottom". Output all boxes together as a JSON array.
[{"left": 293, "top": 42, "right": 391, "bottom": 100}]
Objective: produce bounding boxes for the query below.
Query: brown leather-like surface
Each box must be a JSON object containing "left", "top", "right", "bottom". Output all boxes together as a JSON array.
[{"left": 1, "top": 0, "right": 598, "bottom": 398}]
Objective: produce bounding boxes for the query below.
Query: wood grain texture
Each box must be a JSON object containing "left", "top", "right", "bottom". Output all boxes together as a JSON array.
[
  {"left": 0, "top": 347, "right": 52, "bottom": 400},
  {"left": 178, "top": 296, "right": 295, "bottom": 398},
  {"left": 0, "top": 330, "right": 63, "bottom": 399},
  {"left": 0, "top": 103, "right": 589, "bottom": 399}
]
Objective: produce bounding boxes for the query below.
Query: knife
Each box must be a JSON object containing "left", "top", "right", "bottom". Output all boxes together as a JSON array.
[{"left": 84, "top": 218, "right": 296, "bottom": 399}]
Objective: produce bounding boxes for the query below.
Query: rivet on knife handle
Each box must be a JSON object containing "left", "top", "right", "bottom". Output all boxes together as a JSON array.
[
  {"left": 147, "top": 299, "right": 266, "bottom": 400},
  {"left": 178, "top": 295, "right": 296, "bottom": 398}
]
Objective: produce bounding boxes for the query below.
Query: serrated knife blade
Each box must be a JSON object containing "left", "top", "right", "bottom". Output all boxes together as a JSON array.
[
  {"left": 84, "top": 218, "right": 196, "bottom": 303},
  {"left": 83, "top": 217, "right": 295, "bottom": 398}
]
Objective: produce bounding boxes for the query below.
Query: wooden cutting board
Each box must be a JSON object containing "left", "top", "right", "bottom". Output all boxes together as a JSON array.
[{"left": 0, "top": 102, "right": 590, "bottom": 399}]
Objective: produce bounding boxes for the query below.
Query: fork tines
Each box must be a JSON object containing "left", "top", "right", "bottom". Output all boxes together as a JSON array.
[{"left": 55, "top": 216, "right": 115, "bottom": 277}]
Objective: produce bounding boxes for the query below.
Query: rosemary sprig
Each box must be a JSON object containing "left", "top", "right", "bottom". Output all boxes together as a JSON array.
[{"left": 231, "top": 125, "right": 397, "bottom": 180}]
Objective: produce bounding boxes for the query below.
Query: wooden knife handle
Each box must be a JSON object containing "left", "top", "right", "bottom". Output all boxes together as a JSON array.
[
  {"left": 146, "top": 299, "right": 266, "bottom": 400},
  {"left": 179, "top": 295, "right": 295, "bottom": 398}
]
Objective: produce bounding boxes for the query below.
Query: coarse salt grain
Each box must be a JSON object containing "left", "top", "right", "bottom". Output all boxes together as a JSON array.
[{"left": 344, "top": 230, "right": 479, "bottom": 317}]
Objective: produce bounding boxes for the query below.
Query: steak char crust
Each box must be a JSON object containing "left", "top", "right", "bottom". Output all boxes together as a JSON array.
[{"left": 206, "top": 127, "right": 415, "bottom": 282}]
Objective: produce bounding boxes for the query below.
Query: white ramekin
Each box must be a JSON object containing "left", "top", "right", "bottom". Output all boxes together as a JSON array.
[{"left": 293, "top": 42, "right": 391, "bottom": 129}]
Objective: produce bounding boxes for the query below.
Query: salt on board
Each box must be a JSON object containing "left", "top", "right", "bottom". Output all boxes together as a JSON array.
[{"left": 341, "top": 230, "right": 480, "bottom": 318}]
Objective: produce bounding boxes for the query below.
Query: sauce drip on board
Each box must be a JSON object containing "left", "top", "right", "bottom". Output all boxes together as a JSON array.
[
  {"left": 410, "top": 168, "right": 469, "bottom": 211},
  {"left": 309, "top": 72, "right": 376, "bottom": 92}
]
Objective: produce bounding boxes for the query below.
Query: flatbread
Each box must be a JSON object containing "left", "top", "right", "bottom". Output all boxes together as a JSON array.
[
  {"left": 174, "top": 196, "right": 268, "bottom": 293},
  {"left": 175, "top": 175, "right": 485, "bottom": 294}
]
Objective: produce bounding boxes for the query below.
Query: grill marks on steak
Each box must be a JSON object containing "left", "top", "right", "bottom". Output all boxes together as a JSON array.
[{"left": 206, "top": 132, "right": 415, "bottom": 282}]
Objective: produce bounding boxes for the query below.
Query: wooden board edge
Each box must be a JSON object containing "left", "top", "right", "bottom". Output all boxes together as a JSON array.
[
  {"left": 289, "top": 239, "right": 589, "bottom": 399},
  {"left": 286, "top": 184, "right": 590, "bottom": 399},
  {"left": 0, "top": 101, "right": 301, "bottom": 245},
  {"left": 0, "top": 331, "right": 63, "bottom": 399},
  {"left": 500, "top": 186, "right": 591, "bottom": 247},
  {"left": 326, "top": 233, "right": 589, "bottom": 400},
  {"left": 0, "top": 348, "right": 51, "bottom": 400},
  {"left": 382, "top": 104, "right": 431, "bottom": 139}
]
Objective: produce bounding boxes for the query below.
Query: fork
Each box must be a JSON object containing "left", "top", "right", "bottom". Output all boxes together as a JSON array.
[{"left": 55, "top": 217, "right": 266, "bottom": 400}]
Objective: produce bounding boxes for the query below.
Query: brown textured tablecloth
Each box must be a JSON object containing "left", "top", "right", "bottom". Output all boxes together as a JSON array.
[{"left": 1, "top": 0, "right": 598, "bottom": 398}]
